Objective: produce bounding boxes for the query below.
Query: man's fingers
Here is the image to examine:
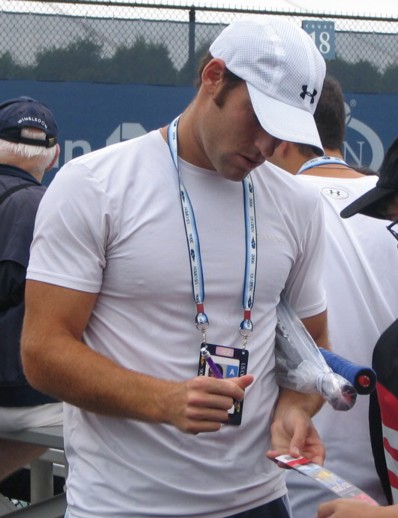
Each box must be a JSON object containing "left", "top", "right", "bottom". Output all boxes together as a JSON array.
[{"left": 173, "top": 374, "right": 255, "bottom": 434}]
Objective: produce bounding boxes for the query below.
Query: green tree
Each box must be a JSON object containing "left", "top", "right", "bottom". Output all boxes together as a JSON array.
[
  {"left": 34, "top": 40, "right": 103, "bottom": 81},
  {"left": 381, "top": 64, "right": 398, "bottom": 93},
  {"left": 327, "top": 57, "right": 383, "bottom": 93},
  {"left": 1, "top": 37, "right": 397, "bottom": 92},
  {"left": 103, "top": 37, "right": 177, "bottom": 85},
  {"left": 0, "top": 52, "right": 32, "bottom": 79},
  {"left": 177, "top": 42, "right": 210, "bottom": 86}
]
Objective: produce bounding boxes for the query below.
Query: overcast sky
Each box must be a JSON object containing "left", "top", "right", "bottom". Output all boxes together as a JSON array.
[
  {"left": 4, "top": 0, "right": 398, "bottom": 18},
  {"left": 145, "top": 0, "right": 398, "bottom": 18}
]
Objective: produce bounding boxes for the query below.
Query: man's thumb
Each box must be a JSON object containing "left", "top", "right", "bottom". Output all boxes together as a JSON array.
[{"left": 234, "top": 374, "right": 254, "bottom": 390}]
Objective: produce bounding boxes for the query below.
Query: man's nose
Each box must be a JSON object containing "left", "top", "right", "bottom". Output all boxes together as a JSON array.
[{"left": 255, "top": 133, "right": 282, "bottom": 159}]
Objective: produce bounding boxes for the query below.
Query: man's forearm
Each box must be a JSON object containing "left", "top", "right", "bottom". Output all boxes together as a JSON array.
[{"left": 275, "top": 387, "right": 324, "bottom": 420}]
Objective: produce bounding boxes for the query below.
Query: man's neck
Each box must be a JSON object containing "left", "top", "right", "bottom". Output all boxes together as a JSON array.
[
  {"left": 160, "top": 105, "right": 215, "bottom": 171},
  {"left": 1, "top": 158, "right": 44, "bottom": 182},
  {"left": 301, "top": 147, "right": 363, "bottom": 178},
  {"left": 323, "top": 147, "right": 344, "bottom": 160}
]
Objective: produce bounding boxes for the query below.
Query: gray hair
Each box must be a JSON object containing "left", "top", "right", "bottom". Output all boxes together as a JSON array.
[{"left": 0, "top": 127, "right": 58, "bottom": 169}]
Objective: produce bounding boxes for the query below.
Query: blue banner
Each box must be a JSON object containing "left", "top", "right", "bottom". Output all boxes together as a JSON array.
[
  {"left": 1, "top": 80, "right": 396, "bottom": 182},
  {"left": 344, "top": 93, "right": 397, "bottom": 172}
]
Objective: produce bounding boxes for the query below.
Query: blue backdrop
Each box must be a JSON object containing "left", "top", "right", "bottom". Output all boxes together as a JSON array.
[{"left": 1, "top": 80, "right": 396, "bottom": 183}]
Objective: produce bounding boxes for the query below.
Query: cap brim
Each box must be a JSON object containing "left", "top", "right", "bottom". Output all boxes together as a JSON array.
[
  {"left": 0, "top": 127, "right": 57, "bottom": 148},
  {"left": 340, "top": 186, "right": 395, "bottom": 219},
  {"left": 247, "top": 82, "right": 324, "bottom": 156}
]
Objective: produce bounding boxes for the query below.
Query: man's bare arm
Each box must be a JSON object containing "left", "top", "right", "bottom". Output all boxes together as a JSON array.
[
  {"left": 267, "top": 310, "right": 330, "bottom": 464},
  {"left": 21, "top": 280, "right": 253, "bottom": 434}
]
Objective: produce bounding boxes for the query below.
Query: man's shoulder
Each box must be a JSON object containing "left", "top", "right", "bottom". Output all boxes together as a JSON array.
[
  {"left": 0, "top": 179, "right": 45, "bottom": 210},
  {"left": 68, "top": 129, "right": 163, "bottom": 169},
  {"left": 298, "top": 172, "right": 381, "bottom": 212},
  {"left": 48, "top": 129, "right": 169, "bottom": 200},
  {"left": 255, "top": 161, "right": 321, "bottom": 203},
  {"left": 299, "top": 170, "right": 378, "bottom": 191}
]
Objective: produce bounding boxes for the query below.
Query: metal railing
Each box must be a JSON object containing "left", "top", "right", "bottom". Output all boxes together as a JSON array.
[{"left": 0, "top": 1, "right": 397, "bottom": 91}]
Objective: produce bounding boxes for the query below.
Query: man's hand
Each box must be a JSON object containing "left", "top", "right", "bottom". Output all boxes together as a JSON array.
[
  {"left": 167, "top": 374, "right": 254, "bottom": 434},
  {"left": 266, "top": 397, "right": 324, "bottom": 466}
]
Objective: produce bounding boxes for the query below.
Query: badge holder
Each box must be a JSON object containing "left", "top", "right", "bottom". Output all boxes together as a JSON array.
[{"left": 198, "top": 343, "right": 249, "bottom": 425}]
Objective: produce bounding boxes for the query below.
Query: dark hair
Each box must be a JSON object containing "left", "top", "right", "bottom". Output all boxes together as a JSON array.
[
  {"left": 314, "top": 74, "right": 345, "bottom": 151},
  {"left": 294, "top": 143, "right": 321, "bottom": 158},
  {"left": 196, "top": 51, "right": 243, "bottom": 107}
]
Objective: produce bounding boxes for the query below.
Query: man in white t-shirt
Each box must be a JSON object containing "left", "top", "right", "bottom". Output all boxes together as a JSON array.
[
  {"left": 268, "top": 76, "right": 398, "bottom": 516},
  {"left": 21, "top": 17, "right": 330, "bottom": 518}
]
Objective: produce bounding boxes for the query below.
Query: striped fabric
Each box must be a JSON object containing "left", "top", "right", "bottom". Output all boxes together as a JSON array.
[
  {"left": 370, "top": 319, "right": 398, "bottom": 505},
  {"left": 379, "top": 383, "right": 398, "bottom": 503}
]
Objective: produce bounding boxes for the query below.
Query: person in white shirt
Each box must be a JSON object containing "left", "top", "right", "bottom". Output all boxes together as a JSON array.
[{"left": 269, "top": 77, "right": 398, "bottom": 516}]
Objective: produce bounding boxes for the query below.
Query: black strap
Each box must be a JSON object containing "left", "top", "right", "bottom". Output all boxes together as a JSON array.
[
  {"left": 0, "top": 182, "right": 36, "bottom": 206},
  {"left": 0, "top": 182, "right": 38, "bottom": 311}
]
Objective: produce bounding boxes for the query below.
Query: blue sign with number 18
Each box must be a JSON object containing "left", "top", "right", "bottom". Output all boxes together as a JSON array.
[{"left": 302, "top": 20, "right": 336, "bottom": 60}]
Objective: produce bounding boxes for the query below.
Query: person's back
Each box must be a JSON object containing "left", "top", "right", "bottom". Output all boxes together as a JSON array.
[
  {"left": 268, "top": 76, "right": 398, "bottom": 515},
  {"left": 317, "top": 138, "right": 398, "bottom": 518},
  {"left": 0, "top": 96, "right": 62, "bottom": 483}
]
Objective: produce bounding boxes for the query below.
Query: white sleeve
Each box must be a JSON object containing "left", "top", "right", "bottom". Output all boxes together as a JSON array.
[
  {"left": 284, "top": 194, "right": 327, "bottom": 319},
  {"left": 27, "top": 161, "right": 112, "bottom": 293}
]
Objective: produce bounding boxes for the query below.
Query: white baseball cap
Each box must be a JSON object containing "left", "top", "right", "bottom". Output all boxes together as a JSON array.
[{"left": 209, "top": 17, "right": 326, "bottom": 155}]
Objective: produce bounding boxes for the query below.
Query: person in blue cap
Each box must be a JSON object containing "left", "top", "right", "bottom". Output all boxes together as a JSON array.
[{"left": 0, "top": 96, "right": 62, "bottom": 483}]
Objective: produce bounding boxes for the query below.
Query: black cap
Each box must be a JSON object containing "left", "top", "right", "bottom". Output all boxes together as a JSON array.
[
  {"left": 340, "top": 137, "right": 398, "bottom": 219},
  {"left": 0, "top": 96, "right": 58, "bottom": 148}
]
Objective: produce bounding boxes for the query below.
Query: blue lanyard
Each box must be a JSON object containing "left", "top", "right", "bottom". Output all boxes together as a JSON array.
[
  {"left": 167, "top": 116, "right": 257, "bottom": 347},
  {"left": 297, "top": 155, "right": 349, "bottom": 175}
]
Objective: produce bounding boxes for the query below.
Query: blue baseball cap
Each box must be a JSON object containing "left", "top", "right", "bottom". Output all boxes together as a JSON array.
[{"left": 0, "top": 96, "right": 58, "bottom": 148}]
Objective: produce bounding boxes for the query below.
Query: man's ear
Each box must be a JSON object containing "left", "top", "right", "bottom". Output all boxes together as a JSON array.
[
  {"left": 267, "top": 140, "right": 289, "bottom": 169},
  {"left": 276, "top": 141, "right": 290, "bottom": 156},
  {"left": 46, "top": 143, "right": 60, "bottom": 172},
  {"left": 201, "top": 58, "right": 226, "bottom": 92}
]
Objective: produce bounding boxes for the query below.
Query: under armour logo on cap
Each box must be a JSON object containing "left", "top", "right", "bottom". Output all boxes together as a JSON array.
[{"left": 300, "top": 85, "right": 318, "bottom": 104}]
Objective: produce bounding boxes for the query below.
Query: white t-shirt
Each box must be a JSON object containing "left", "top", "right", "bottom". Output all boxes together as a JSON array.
[
  {"left": 28, "top": 130, "right": 326, "bottom": 518},
  {"left": 286, "top": 173, "right": 398, "bottom": 517}
]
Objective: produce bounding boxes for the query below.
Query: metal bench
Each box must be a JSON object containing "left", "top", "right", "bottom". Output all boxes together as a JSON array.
[{"left": 0, "top": 426, "right": 66, "bottom": 517}]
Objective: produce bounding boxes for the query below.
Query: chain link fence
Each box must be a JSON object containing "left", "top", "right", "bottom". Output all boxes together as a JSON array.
[{"left": 0, "top": 1, "right": 397, "bottom": 92}]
